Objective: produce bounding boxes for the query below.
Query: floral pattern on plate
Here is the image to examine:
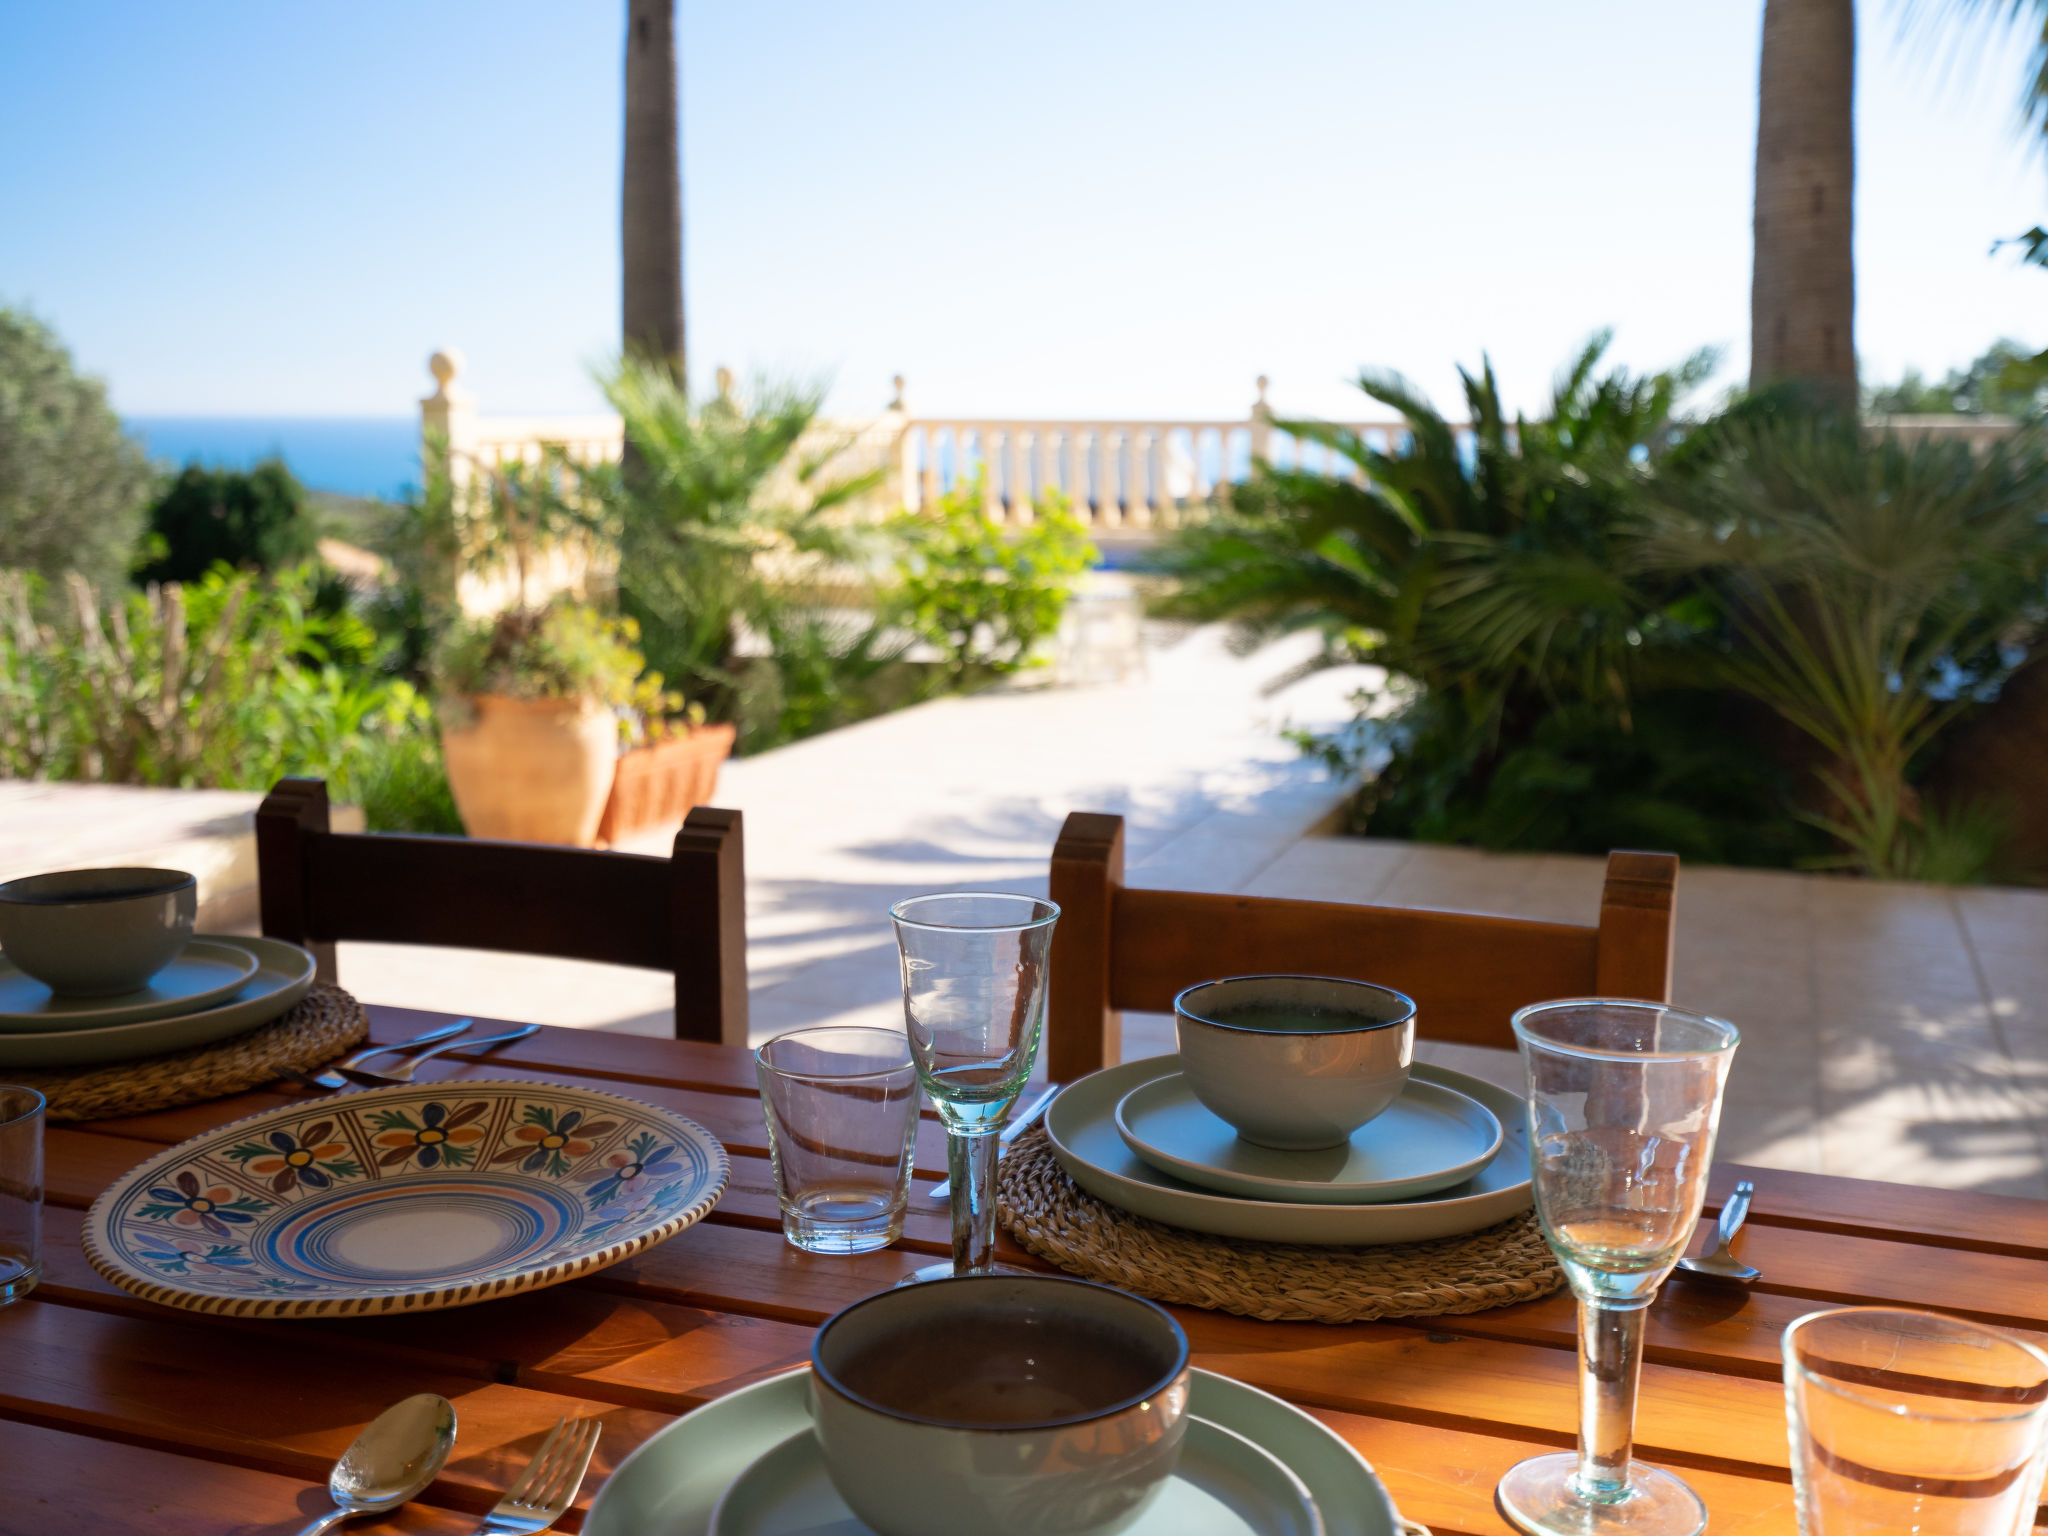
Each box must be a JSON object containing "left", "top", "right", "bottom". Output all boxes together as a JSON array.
[{"left": 85, "top": 1078, "right": 729, "bottom": 1317}]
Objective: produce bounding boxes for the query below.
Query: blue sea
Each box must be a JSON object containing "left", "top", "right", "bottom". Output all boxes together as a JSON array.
[{"left": 124, "top": 417, "right": 420, "bottom": 501}]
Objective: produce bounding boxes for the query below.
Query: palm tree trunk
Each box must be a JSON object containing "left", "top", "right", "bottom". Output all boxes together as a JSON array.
[
  {"left": 1749, "top": 0, "right": 1857, "bottom": 406},
  {"left": 622, "top": 0, "right": 684, "bottom": 381}
]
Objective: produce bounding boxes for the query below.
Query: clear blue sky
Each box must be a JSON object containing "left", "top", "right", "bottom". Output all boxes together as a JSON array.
[{"left": 1, "top": 1, "right": 2041, "bottom": 422}]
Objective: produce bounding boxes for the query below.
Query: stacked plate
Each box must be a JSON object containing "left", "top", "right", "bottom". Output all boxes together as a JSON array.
[
  {"left": 1045, "top": 1056, "right": 1533, "bottom": 1245},
  {"left": 0, "top": 934, "right": 317, "bottom": 1068},
  {"left": 588, "top": 1366, "right": 1403, "bottom": 1536}
]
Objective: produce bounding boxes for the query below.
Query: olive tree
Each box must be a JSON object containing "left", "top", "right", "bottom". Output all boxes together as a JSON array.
[{"left": 0, "top": 309, "right": 153, "bottom": 591}]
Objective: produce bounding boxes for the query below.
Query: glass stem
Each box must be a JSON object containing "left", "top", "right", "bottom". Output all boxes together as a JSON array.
[
  {"left": 1576, "top": 1294, "right": 1651, "bottom": 1498},
  {"left": 948, "top": 1128, "right": 1000, "bottom": 1275}
]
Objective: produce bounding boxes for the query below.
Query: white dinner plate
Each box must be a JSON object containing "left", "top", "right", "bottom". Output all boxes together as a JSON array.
[
  {"left": 0, "top": 938, "right": 259, "bottom": 1032},
  {"left": 1046, "top": 1056, "right": 1532, "bottom": 1246},
  {"left": 0, "top": 935, "right": 315, "bottom": 1067},
  {"left": 587, "top": 1367, "right": 1398, "bottom": 1536},
  {"left": 710, "top": 1414, "right": 1325, "bottom": 1536},
  {"left": 1115, "top": 1072, "right": 1502, "bottom": 1205}
]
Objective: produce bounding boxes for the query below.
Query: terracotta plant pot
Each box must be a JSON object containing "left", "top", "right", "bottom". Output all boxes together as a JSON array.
[
  {"left": 596, "top": 722, "right": 738, "bottom": 845},
  {"left": 440, "top": 694, "right": 618, "bottom": 847}
]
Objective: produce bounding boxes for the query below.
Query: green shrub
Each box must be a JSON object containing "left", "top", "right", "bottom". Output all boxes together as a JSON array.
[
  {"left": 134, "top": 459, "right": 320, "bottom": 584},
  {"left": 891, "top": 473, "right": 1096, "bottom": 684},
  {"left": 0, "top": 564, "right": 432, "bottom": 798},
  {"left": 0, "top": 308, "right": 153, "bottom": 593},
  {"left": 349, "top": 722, "right": 463, "bottom": 834}
]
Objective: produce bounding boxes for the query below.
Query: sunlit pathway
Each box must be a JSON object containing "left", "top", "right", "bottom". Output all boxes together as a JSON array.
[{"left": 339, "top": 622, "right": 1373, "bottom": 1039}]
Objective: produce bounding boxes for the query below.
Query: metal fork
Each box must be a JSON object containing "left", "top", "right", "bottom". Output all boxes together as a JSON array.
[
  {"left": 472, "top": 1416, "right": 602, "bottom": 1535},
  {"left": 347, "top": 1023, "right": 541, "bottom": 1085},
  {"left": 294, "top": 1018, "right": 478, "bottom": 1090}
]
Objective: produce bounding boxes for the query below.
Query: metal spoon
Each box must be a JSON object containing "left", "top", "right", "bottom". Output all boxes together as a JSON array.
[
  {"left": 1676, "top": 1179, "right": 1759, "bottom": 1282},
  {"left": 292, "top": 1392, "right": 458, "bottom": 1536}
]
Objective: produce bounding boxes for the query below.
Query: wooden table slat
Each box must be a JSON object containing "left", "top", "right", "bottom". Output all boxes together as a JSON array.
[{"left": 0, "top": 1417, "right": 480, "bottom": 1536}]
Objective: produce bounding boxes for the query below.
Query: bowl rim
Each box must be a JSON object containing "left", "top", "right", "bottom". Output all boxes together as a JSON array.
[
  {"left": 1174, "top": 974, "right": 1417, "bottom": 1036},
  {"left": 0, "top": 867, "right": 196, "bottom": 907},
  {"left": 811, "top": 1273, "right": 1191, "bottom": 1432}
]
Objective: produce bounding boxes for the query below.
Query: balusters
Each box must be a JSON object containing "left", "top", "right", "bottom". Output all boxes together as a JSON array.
[
  {"left": 1005, "top": 429, "right": 1031, "bottom": 524},
  {"left": 1121, "top": 428, "right": 1147, "bottom": 528},
  {"left": 1095, "top": 430, "right": 1122, "bottom": 529}
]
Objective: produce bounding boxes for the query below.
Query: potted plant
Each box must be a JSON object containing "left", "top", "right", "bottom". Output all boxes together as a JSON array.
[
  {"left": 595, "top": 680, "right": 738, "bottom": 845},
  {"left": 435, "top": 604, "right": 646, "bottom": 846}
]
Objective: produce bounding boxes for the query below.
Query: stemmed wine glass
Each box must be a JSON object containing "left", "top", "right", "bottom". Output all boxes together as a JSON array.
[
  {"left": 1498, "top": 998, "right": 1738, "bottom": 1536},
  {"left": 891, "top": 892, "right": 1059, "bottom": 1283}
]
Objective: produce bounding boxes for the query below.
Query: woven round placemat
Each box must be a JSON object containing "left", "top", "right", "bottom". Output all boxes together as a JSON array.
[
  {"left": 8, "top": 984, "right": 368, "bottom": 1122},
  {"left": 996, "top": 1125, "right": 1563, "bottom": 1324}
]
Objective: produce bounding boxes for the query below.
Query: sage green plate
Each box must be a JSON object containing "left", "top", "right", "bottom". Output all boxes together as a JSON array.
[
  {"left": 1116, "top": 1071, "right": 1502, "bottom": 1205},
  {"left": 1048, "top": 1056, "right": 1531, "bottom": 1245},
  {"left": 0, "top": 938, "right": 258, "bottom": 1032},
  {"left": 587, "top": 1367, "right": 1398, "bottom": 1536},
  {"left": 0, "top": 936, "right": 315, "bottom": 1067},
  {"left": 711, "top": 1414, "right": 1325, "bottom": 1536}
]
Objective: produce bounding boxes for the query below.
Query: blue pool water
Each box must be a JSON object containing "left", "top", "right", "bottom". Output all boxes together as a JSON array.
[{"left": 125, "top": 417, "right": 419, "bottom": 500}]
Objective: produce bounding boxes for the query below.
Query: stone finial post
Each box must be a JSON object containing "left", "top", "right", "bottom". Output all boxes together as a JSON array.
[
  {"left": 420, "top": 349, "right": 477, "bottom": 485},
  {"left": 417, "top": 350, "right": 476, "bottom": 609},
  {"left": 715, "top": 366, "right": 735, "bottom": 401},
  {"left": 1249, "top": 374, "right": 1273, "bottom": 465},
  {"left": 889, "top": 374, "right": 919, "bottom": 512}
]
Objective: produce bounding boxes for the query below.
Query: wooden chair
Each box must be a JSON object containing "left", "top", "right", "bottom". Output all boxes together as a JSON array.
[
  {"left": 1045, "top": 811, "right": 1676, "bottom": 1083},
  {"left": 255, "top": 777, "right": 748, "bottom": 1046}
]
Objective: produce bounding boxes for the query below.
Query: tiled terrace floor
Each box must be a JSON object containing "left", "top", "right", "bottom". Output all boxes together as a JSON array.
[{"left": 1229, "top": 840, "right": 2048, "bottom": 1199}]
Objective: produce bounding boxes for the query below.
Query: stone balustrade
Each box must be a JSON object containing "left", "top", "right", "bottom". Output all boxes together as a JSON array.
[
  {"left": 418, "top": 354, "right": 1416, "bottom": 534},
  {"left": 419, "top": 353, "right": 2029, "bottom": 545}
]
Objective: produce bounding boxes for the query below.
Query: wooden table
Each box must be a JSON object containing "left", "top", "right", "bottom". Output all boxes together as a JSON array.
[{"left": 9, "top": 1007, "right": 2048, "bottom": 1535}]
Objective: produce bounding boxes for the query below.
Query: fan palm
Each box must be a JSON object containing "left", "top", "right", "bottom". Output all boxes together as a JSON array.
[
  {"left": 1164, "top": 332, "right": 1711, "bottom": 729},
  {"left": 592, "top": 358, "right": 882, "bottom": 720},
  {"left": 1642, "top": 413, "right": 2048, "bottom": 874}
]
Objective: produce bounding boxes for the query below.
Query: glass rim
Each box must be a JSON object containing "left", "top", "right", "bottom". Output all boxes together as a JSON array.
[
  {"left": 1511, "top": 997, "right": 1739, "bottom": 1060},
  {"left": 0, "top": 1085, "right": 45, "bottom": 1127},
  {"left": 889, "top": 890, "right": 1060, "bottom": 934},
  {"left": 755, "top": 1025, "right": 916, "bottom": 1082},
  {"left": 1782, "top": 1306, "right": 2048, "bottom": 1424}
]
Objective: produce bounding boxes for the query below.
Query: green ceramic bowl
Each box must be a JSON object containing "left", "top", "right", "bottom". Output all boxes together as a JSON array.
[{"left": 0, "top": 867, "right": 196, "bottom": 997}]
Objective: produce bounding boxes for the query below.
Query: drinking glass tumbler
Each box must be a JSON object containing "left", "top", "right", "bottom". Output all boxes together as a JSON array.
[
  {"left": 891, "top": 892, "right": 1058, "bottom": 1282},
  {"left": 0, "top": 1086, "right": 44, "bottom": 1304},
  {"left": 1785, "top": 1307, "right": 2048, "bottom": 1536},
  {"left": 1497, "top": 1000, "right": 1738, "bottom": 1536},
  {"left": 757, "top": 1026, "right": 921, "bottom": 1255}
]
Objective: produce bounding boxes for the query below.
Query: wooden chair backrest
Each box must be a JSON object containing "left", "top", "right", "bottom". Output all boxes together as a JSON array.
[
  {"left": 255, "top": 777, "right": 748, "bottom": 1046},
  {"left": 1045, "top": 811, "right": 1676, "bottom": 1082}
]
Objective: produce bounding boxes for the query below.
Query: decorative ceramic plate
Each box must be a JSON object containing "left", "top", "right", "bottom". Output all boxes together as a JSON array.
[
  {"left": 710, "top": 1416, "right": 1325, "bottom": 1536},
  {"left": 0, "top": 935, "right": 314, "bottom": 1067},
  {"left": 84, "top": 1079, "right": 729, "bottom": 1317},
  {"left": 1115, "top": 1072, "right": 1502, "bottom": 1205},
  {"left": 1046, "top": 1057, "right": 1532, "bottom": 1246},
  {"left": 0, "top": 938, "right": 259, "bottom": 1032},
  {"left": 588, "top": 1367, "right": 1398, "bottom": 1536}
]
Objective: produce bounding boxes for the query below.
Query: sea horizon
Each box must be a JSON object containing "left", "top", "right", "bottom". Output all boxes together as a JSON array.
[{"left": 124, "top": 415, "right": 420, "bottom": 502}]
